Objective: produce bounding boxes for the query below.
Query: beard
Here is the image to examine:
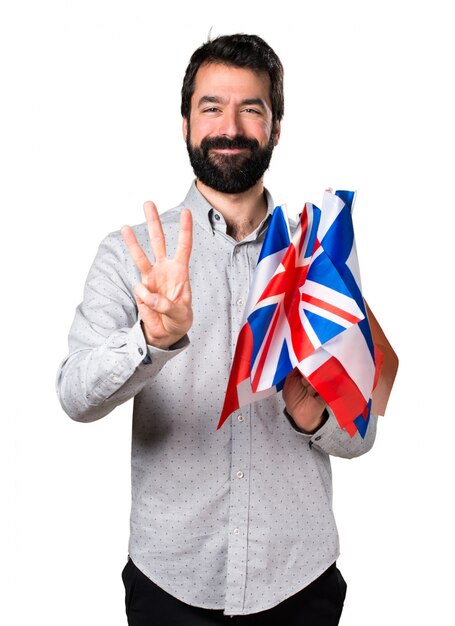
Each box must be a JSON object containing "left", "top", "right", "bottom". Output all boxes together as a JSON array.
[{"left": 186, "top": 129, "right": 275, "bottom": 194}]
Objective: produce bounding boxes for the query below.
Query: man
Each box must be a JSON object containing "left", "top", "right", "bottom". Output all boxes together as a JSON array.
[{"left": 57, "top": 34, "right": 377, "bottom": 625}]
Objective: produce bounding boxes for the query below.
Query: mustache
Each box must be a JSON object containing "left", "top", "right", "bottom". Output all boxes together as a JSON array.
[{"left": 200, "top": 135, "right": 260, "bottom": 153}]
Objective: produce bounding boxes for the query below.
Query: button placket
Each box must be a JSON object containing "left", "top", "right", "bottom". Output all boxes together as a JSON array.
[
  {"left": 225, "top": 242, "right": 252, "bottom": 614},
  {"left": 225, "top": 408, "right": 251, "bottom": 613},
  {"left": 232, "top": 246, "right": 246, "bottom": 321}
]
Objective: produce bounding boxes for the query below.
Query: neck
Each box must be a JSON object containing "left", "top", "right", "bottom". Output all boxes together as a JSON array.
[{"left": 196, "top": 179, "right": 268, "bottom": 241}]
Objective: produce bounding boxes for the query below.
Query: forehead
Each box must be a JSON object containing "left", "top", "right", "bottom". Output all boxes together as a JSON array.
[{"left": 192, "top": 62, "right": 272, "bottom": 108}]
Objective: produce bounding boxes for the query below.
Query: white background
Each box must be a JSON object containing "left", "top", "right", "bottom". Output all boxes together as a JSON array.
[{"left": 1, "top": 1, "right": 453, "bottom": 624}]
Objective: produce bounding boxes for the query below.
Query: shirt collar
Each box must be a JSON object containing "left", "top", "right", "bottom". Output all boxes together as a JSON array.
[{"left": 182, "top": 180, "right": 275, "bottom": 241}]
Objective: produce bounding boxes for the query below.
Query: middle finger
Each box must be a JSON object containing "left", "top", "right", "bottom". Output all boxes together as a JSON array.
[{"left": 144, "top": 201, "right": 167, "bottom": 261}]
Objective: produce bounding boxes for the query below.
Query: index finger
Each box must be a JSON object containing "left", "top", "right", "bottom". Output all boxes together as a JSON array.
[{"left": 174, "top": 208, "right": 193, "bottom": 265}]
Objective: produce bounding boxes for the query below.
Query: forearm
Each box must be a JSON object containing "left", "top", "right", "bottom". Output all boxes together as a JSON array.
[{"left": 57, "top": 319, "right": 188, "bottom": 422}]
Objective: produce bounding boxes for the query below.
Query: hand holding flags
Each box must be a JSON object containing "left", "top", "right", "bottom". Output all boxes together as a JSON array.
[{"left": 218, "top": 189, "right": 397, "bottom": 438}]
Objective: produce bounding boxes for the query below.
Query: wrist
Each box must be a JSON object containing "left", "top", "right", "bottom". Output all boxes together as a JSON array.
[
  {"left": 285, "top": 407, "right": 329, "bottom": 435},
  {"left": 141, "top": 321, "right": 185, "bottom": 350}
]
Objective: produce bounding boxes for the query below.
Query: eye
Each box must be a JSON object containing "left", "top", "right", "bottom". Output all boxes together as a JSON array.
[
  {"left": 202, "top": 107, "right": 220, "bottom": 114},
  {"left": 242, "top": 108, "right": 261, "bottom": 115}
]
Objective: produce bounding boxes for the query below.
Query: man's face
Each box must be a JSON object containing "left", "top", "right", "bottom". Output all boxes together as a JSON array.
[{"left": 183, "top": 63, "right": 280, "bottom": 194}]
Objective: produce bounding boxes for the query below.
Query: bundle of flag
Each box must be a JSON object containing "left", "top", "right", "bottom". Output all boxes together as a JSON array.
[{"left": 218, "top": 189, "right": 382, "bottom": 438}]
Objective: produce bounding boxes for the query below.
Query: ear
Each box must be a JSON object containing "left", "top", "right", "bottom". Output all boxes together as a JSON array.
[
  {"left": 182, "top": 117, "right": 188, "bottom": 142},
  {"left": 273, "top": 120, "right": 281, "bottom": 146}
]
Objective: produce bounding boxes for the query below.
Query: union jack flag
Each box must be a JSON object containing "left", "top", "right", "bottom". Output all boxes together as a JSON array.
[{"left": 218, "top": 189, "right": 381, "bottom": 438}]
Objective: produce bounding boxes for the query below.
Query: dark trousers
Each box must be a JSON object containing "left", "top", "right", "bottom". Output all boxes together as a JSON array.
[{"left": 121, "top": 557, "right": 347, "bottom": 626}]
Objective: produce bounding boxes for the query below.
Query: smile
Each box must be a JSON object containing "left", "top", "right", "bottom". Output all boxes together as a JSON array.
[{"left": 210, "top": 148, "right": 250, "bottom": 154}]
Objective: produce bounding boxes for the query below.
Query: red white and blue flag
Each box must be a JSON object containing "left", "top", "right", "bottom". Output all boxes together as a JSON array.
[{"left": 218, "top": 189, "right": 381, "bottom": 438}]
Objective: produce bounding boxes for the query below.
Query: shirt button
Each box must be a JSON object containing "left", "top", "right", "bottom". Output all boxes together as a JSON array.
[
  {"left": 233, "top": 528, "right": 240, "bottom": 535},
  {"left": 236, "top": 471, "right": 244, "bottom": 479},
  {"left": 214, "top": 213, "right": 220, "bottom": 221},
  {"left": 314, "top": 435, "right": 322, "bottom": 441},
  {"left": 237, "top": 298, "right": 244, "bottom": 307},
  {"left": 237, "top": 414, "right": 244, "bottom": 422},
  {"left": 138, "top": 347, "right": 144, "bottom": 356}
]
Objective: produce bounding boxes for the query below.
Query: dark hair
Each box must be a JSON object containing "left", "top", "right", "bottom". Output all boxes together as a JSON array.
[{"left": 181, "top": 34, "right": 284, "bottom": 124}]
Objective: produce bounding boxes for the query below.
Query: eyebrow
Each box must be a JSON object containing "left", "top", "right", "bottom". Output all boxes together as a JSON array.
[{"left": 197, "top": 96, "right": 267, "bottom": 109}]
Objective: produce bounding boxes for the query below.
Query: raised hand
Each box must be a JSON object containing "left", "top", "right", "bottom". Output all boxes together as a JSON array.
[
  {"left": 282, "top": 368, "right": 328, "bottom": 433},
  {"left": 121, "top": 202, "right": 193, "bottom": 350}
]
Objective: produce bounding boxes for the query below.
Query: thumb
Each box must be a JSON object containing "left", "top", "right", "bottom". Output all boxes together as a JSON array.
[{"left": 134, "top": 283, "right": 174, "bottom": 315}]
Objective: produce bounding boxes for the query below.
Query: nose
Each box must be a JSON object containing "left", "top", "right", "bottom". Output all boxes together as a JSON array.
[{"left": 217, "top": 107, "right": 243, "bottom": 138}]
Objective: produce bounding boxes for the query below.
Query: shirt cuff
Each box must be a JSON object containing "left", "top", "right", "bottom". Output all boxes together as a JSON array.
[{"left": 142, "top": 334, "right": 190, "bottom": 364}]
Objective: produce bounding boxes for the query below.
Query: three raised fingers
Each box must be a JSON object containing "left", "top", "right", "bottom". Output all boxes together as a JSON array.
[{"left": 122, "top": 203, "right": 192, "bottom": 273}]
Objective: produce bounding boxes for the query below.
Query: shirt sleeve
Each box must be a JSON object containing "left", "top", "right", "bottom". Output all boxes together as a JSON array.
[
  {"left": 285, "top": 408, "right": 378, "bottom": 459},
  {"left": 56, "top": 231, "right": 189, "bottom": 423}
]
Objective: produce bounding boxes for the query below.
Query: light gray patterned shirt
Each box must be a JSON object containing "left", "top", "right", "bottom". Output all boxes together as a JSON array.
[{"left": 56, "top": 181, "right": 377, "bottom": 616}]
